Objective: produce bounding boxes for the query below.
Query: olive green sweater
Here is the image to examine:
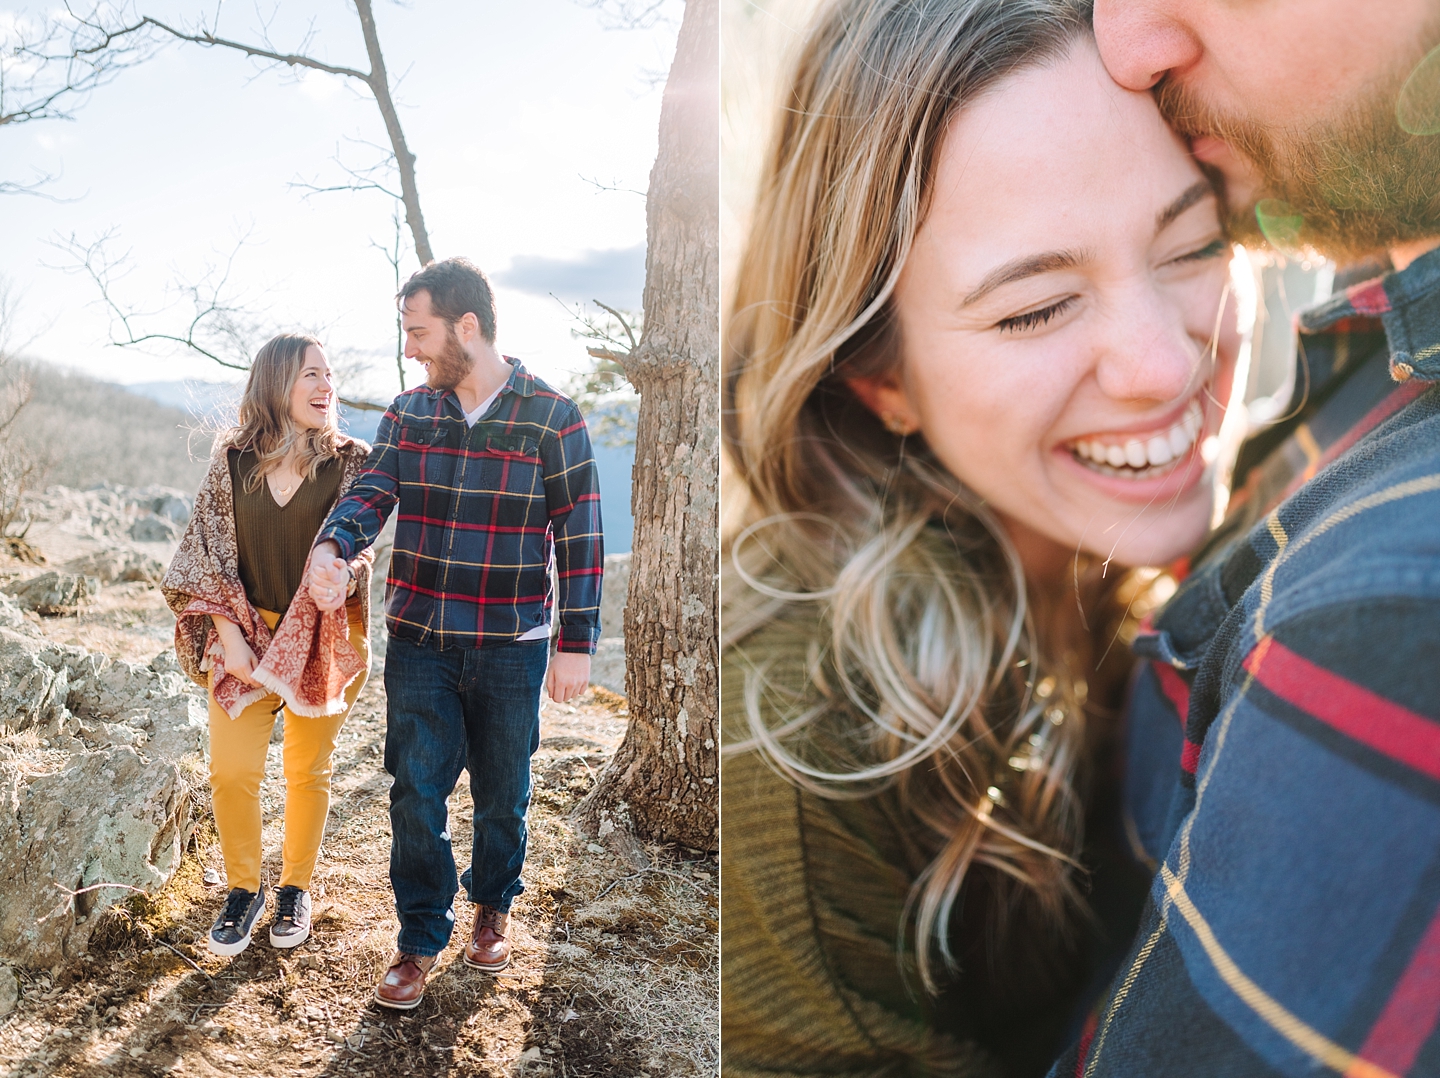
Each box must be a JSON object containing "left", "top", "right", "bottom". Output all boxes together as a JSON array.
[
  {"left": 228, "top": 448, "right": 344, "bottom": 615},
  {"left": 721, "top": 613, "right": 1137, "bottom": 1078}
]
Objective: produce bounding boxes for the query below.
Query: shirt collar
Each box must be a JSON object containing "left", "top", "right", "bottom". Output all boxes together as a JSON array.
[
  {"left": 1299, "top": 245, "right": 1440, "bottom": 383},
  {"left": 426, "top": 355, "right": 536, "bottom": 413}
]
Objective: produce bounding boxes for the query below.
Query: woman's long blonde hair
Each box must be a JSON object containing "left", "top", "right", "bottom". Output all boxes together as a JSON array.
[
  {"left": 724, "top": 0, "right": 1111, "bottom": 992},
  {"left": 230, "top": 333, "right": 343, "bottom": 492}
]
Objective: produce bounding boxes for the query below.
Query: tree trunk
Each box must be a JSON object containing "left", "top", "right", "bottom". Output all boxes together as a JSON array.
[
  {"left": 574, "top": 0, "right": 718, "bottom": 854},
  {"left": 353, "top": 0, "right": 434, "bottom": 266}
]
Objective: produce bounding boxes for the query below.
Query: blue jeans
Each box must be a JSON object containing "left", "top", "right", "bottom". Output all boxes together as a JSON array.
[{"left": 382, "top": 634, "right": 548, "bottom": 957}]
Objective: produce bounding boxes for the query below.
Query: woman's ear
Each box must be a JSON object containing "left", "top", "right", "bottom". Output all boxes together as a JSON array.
[{"left": 845, "top": 371, "right": 920, "bottom": 436}]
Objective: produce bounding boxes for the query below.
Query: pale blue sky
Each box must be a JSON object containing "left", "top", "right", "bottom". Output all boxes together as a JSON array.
[{"left": 0, "top": 0, "right": 676, "bottom": 398}]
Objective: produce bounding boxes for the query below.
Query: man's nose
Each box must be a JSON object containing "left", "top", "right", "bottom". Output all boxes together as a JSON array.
[{"left": 1093, "top": 0, "right": 1203, "bottom": 91}]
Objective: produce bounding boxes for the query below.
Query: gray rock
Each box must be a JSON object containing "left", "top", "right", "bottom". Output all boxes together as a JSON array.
[
  {"left": 63, "top": 549, "right": 165, "bottom": 585},
  {"left": 0, "top": 628, "right": 207, "bottom": 969},
  {"left": 0, "top": 593, "right": 29, "bottom": 632},
  {"left": 0, "top": 964, "right": 16, "bottom": 1018},
  {"left": 600, "top": 553, "right": 630, "bottom": 640},
  {"left": 589, "top": 637, "right": 627, "bottom": 696},
  {"left": 0, "top": 747, "right": 191, "bottom": 968},
  {"left": 2, "top": 572, "right": 98, "bottom": 616},
  {"left": 148, "top": 494, "right": 191, "bottom": 526},
  {"left": 128, "top": 514, "right": 179, "bottom": 543},
  {"left": 0, "top": 629, "right": 82, "bottom": 735}
]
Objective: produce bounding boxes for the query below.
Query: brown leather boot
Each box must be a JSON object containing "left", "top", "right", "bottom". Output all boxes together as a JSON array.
[
  {"left": 462, "top": 905, "right": 512, "bottom": 971},
  {"left": 374, "top": 951, "right": 439, "bottom": 1010}
]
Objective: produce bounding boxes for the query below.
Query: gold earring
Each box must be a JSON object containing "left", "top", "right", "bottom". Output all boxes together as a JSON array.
[{"left": 882, "top": 413, "right": 911, "bottom": 436}]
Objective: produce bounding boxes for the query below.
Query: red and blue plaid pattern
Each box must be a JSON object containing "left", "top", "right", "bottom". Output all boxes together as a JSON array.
[
  {"left": 1053, "top": 249, "right": 1440, "bottom": 1078},
  {"left": 319, "top": 360, "right": 602, "bottom": 654}
]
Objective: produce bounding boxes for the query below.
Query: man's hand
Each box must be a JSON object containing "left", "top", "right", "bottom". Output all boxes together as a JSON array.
[
  {"left": 308, "top": 540, "right": 350, "bottom": 613},
  {"left": 546, "top": 651, "right": 591, "bottom": 704},
  {"left": 212, "top": 616, "right": 259, "bottom": 687}
]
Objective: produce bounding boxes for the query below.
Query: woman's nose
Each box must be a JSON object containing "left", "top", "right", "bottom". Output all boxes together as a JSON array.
[
  {"left": 1093, "top": 297, "right": 1204, "bottom": 406},
  {"left": 1093, "top": 1, "right": 1204, "bottom": 92}
]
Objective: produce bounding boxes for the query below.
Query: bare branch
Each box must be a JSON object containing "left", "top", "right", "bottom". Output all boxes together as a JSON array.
[
  {"left": 579, "top": 173, "right": 647, "bottom": 198},
  {"left": 574, "top": 0, "right": 678, "bottom": 32},
  {"left": 367, "top": 207, "right": 408, "bottom": 390},
  {"left": 127, "top": 14, "right": 370, "bottom": 81},
  {"left": 593, "top": 300, "right": 639, "bottom": 352},
  {"left": 49, "top": 229, "right": 258, "bottom": 371},
  {"left": 1, "top": 6, "right": 152, "bottom": 128},
  {"left": 74, "top": 2, "right": 434, "bottom": 263},
  {"left": 289, "top": 139, "right": 404, "bottom": 203}
]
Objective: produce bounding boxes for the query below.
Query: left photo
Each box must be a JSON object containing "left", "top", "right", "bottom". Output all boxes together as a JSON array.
[{"left": 0, "top": 1, "right": 718, "bottom": 1074}]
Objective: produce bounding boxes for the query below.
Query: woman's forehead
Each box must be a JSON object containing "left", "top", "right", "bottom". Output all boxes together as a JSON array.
[{"left": 929, "top": 41, "right": 1202, "bottom": 244}]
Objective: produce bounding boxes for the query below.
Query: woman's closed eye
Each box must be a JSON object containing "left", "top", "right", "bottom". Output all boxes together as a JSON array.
[
  {"left": 995, "top": 295, "right": 1077, "bottom": 334},
  {"left": 1166, "top": 237, "right": 1228, "bottom": 266}
]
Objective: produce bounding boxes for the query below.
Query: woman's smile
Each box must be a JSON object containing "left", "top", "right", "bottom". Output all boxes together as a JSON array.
[{"left": 1052, "top": 389, "right": 1220, "bottom": 504}]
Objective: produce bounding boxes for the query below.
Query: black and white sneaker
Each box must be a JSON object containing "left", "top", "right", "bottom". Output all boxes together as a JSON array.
[
  {"left": 208, "top": 886, "right": 265, "bottom": 957},
  {"left": 269, "top": 886, "right": 312, "bottom": 949}
]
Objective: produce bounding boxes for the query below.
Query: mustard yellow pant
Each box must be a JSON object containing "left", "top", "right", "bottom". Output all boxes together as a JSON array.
[{"left": 207, "top": 603, "right": 369, "bottom": 893}]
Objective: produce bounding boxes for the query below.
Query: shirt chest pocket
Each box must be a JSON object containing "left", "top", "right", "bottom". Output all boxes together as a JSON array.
[
  {"left": 397, "top": 423, "right": 458, "bottom": 488},
  {"left": 475, "top": 432, "right": 544, "bottom": 496}
]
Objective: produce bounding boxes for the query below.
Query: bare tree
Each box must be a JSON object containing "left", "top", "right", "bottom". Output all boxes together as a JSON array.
[
  {"left": 0, "top": 5, "right": 150, "bottom": 194},
  {"left": 72, "top": 0, "right": 433, "bottom": 264},
  {"left": 575, "top": 0, "right": 718, "bottom": 853},
  {"left": 54, "top": 229, "right": 388, "bottom": 411}
]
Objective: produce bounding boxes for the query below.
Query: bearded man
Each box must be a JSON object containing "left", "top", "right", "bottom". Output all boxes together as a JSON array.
[
  {"left": 1049, "top": 3, "right": 1440, "bottom": 1076},
  {"left": 307, "top": 257, "right": 601, "bottom": 1009}
]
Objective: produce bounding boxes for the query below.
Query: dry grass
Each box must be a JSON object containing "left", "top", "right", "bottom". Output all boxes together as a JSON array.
[{"left": 0, "top": 549, "right": 718, "bottom": 1078}]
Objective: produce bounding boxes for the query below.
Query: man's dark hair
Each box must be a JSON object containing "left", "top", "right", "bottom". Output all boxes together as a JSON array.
[{"left": 398, "top": 258, "right": 497, "bottom": 342}]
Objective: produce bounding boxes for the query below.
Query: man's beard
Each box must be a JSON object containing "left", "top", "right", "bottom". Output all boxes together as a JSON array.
[
  {"left": 1156, "top": 53, "right": 1440, "bottom": 263},
  {"left": 424, "top": 325, "right": 475, "bottom": 392}
]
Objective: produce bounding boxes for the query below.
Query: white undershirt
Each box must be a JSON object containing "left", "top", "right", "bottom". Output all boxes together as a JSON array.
[
  {"left": 463, "top": 384, "right": 504, "bottom": 427},
  {"left": 464, "top": 384, "right": 550, "bottom": 642}
]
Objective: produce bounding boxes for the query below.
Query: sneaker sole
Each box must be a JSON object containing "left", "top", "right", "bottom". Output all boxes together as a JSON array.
[
  {"left": 270, "top": 924, "right": 311, "bottom": 949},
  {"left": 207, "top": 930, "right": 253, "bottom": 958},
  {"left": 461, "top": 952, "right": 510, "bottom": 972},
  {"left": 372, "top": 989, "right": 425, "bottom": 1011}
]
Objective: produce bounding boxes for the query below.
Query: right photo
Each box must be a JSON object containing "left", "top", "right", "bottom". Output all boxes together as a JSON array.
[{"left": 720, "top": 2, "right": 1440, "bottom": 1077}]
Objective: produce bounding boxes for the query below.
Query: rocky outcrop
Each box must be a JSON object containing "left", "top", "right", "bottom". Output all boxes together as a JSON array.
[
  {"left": 61, "top": 548, "right": 166, "bottom": 586},
  {"left": 16, "top": 484, "right": 192, "bottom": 545},
  {"left": 0, "top": 614, "right": 206, "bottom": 969},
  {"left": 2, "top": 571, "right": 100, "bottom": 616}
]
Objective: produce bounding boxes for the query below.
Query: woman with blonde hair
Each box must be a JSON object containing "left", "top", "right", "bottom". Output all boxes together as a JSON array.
[
  {"left": 722, "top": 0, "right": 1239, "bottom": 1074},
  {"left": 164, "top": 333, "right": 373, "bottom": 956}
]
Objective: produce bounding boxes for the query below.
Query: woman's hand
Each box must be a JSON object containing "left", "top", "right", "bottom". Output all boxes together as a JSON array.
[
  {"left": 308, "top": 541, "right": 350, "bottom": 613},
  {"left": 211, "top": 615, "right": 260, "bottom": 687}
]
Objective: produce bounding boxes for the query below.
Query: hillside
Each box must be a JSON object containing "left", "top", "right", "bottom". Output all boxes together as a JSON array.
[{"left": 12, "top": 364, "right": 210, "bottom": 493}]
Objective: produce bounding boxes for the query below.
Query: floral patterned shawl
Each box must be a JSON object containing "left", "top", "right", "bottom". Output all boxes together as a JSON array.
[{"left": 163, "top": 434, "right": 375, "bottom": 719}]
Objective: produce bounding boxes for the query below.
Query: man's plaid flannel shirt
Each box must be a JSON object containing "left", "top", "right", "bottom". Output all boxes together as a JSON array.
[
  {"left": 318, "top": 359, "right": 603, "bottom": 654},
  {"left": 1051, "top": 248, "right": 1440, "bottom": 1078}
]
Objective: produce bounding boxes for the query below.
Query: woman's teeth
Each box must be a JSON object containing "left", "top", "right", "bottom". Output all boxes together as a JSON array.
[{"left": 1070, "top": 399, "right": 1203, "bottom": 479}]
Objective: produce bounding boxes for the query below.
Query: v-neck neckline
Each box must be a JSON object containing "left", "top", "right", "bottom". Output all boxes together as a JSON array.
[{"left": 265, "top": 473, "right": 301, "bottom": 510}]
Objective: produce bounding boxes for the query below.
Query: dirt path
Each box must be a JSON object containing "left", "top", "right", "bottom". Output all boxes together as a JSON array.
[{"left": 0, "top": 577, "right": 718, "bottom": 1078}]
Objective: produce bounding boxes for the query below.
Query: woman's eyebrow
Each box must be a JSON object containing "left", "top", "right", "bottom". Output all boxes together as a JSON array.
[
  {"left": 1157, "top": 180, "right": 1214, "bottom": 234},
  {"left": 961, "top": 249, "right": 1089, "bottom": 307}
]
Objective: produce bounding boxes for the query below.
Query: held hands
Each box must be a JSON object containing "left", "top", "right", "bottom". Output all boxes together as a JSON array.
[
  {"left": 308, "top": 541, "right": 351, "bottom": 613},
  {"left": 546, "top": 651, "right": 591, "bottom": 705},
  {"left": 212, "top": 616, "right": 259, "bottom": 687}
]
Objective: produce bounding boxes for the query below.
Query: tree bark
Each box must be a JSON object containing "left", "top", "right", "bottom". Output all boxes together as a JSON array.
[{"left": 574, "top": 0, "right": 718, "bottom": 853}]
